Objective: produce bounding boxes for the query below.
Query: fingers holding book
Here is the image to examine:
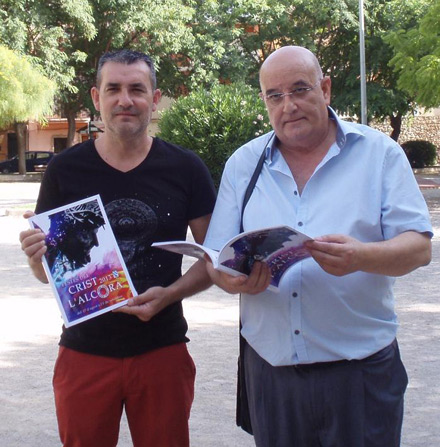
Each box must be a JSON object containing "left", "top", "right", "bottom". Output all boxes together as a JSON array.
[
  {"left": 205, "top": 258, "right": 271, "bottom": 295},
  {"left": 19, "top": 226, "right": 48, "bottom": 283},
  {"left": 115, "top": 286, "right": 172, "bottom": 322}
]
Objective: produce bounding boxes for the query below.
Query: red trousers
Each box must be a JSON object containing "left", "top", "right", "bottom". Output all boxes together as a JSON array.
[{"left": 53, "top": 343, "right": 196, "bottom": 447}]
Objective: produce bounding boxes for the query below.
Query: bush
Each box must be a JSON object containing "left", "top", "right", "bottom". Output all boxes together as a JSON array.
[
  {"left": 401, "top": 140, "right": 438, "bottom": 168},
  {"left": 157, "top": 83, "right": 271, "bottom": 187}
]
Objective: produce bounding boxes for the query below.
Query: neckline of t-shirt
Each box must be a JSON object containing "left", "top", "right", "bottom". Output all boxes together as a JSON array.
[{"left": 90, "top": 137, "right": 158, "bottom": 174}]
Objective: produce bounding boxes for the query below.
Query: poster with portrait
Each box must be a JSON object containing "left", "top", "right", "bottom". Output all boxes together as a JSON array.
[{"left": 29, "top": 195, "right": 137, "bottom": 327}]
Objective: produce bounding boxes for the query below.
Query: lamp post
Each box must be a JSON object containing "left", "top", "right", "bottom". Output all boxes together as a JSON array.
[{"left": 359, "top": 0, "right": 367, "bottom": 124}]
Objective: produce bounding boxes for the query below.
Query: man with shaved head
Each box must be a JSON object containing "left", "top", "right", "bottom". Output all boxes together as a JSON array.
[{"left": 204, "top": 46, "right": 432, "bottom": 446}]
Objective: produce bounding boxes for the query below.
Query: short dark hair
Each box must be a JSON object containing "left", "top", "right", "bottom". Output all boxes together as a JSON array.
[{"left": 96, "top": 49, "right": 157, "bottom": 90}]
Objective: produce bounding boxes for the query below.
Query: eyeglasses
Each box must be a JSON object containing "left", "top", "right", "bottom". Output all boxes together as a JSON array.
[{"left": 260, "top": 79, "right": 322, "bottom": 107}]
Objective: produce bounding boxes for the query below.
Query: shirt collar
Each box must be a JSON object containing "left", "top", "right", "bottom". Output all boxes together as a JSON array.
[
  {"left": 328, "top": 106, "right": 365, "bottom": 148},
  {"left": 266, "top": 106, "right": 366, "bottom": 162}
]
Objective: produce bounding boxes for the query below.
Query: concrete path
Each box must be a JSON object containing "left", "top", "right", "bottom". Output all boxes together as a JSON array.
[{"left": 0, "top": 182, "right": 439, "bottom": 447}]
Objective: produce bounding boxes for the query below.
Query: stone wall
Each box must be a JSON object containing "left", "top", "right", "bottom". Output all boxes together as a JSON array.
[{"left": 371, "top": 115, "right": 440, "bottom": 159}]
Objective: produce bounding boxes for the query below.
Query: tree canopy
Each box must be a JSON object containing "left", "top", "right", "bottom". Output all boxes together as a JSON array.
[
  {"left": 173, "top": 0, "right": 431, "bottom": 139},
  {"left": 386, "top": 0, "right": 440, "bottom": 108},
  {"left": 0, "top": 0, "right": 436, "bottom": 143},
  {"left": 0, "top": 0, "right": 195, "bottom": 145},
  {"left": 0, "top": 45, "right": 55, "bottom": 129}
]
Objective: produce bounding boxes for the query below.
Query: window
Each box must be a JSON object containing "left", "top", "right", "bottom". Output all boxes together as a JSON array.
[{"left": 53, "top": 137, "right": 68, "bottom": 153}]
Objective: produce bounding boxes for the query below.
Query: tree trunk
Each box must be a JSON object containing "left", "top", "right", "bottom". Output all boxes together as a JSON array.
[
  {"left": 15, "top": 121, "right": 27, "bottom": 174},
  {"left": 66, "top": 109, "right": 77, "bottom": 149},
  {"left": 389, "top": 113, "right": 402, "bottom": 142}
]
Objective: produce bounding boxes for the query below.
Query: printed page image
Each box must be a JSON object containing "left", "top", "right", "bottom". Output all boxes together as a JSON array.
[
  {"left": 218, "top": 226, "right": 312, "bottom": 289},
  {"left": 30, "top": 196, "right": 136, "bottom": 326},
  {"left": 219, "top": 227, "right": 304, "bottom": 275},
  {"left": 266, "top": 245, "right": 311, "bottom": 288}
]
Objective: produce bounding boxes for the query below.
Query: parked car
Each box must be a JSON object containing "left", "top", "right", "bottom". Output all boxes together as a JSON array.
[{"left": 0, "top": 151, "right": 54, "bottom": 174}]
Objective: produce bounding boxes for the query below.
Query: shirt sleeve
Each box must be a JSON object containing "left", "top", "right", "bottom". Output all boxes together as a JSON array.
[
  {"left": 203, "top": 155, "right": 242, "bottom": 250},
  {"left": 381, "top": 142, "right": 433, "bottom": 239}
]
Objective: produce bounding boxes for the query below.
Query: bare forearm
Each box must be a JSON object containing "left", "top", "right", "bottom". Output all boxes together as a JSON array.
[
  {"left": 166, "top": 259, "right": 212, "bottom": 303},
  {"left": 118, "top": 214, "right": 213, "bottom": 321},
  {"left": 307, "top": 231, "right": 432, "bottom": 277},
  {"left": 117, "top": 260, "right": 212, "bottom": 321},
  {"left": 359, "top": 231, "right": 432, "bottom": 276}
]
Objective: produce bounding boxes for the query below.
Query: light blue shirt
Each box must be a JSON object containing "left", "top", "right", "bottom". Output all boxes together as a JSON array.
[{"left": 204, "top": 108, "right": 433, "bottom": 366}]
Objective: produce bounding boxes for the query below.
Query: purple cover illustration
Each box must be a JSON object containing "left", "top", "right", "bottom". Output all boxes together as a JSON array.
[
  {"left": 152, "top": 225, "right": 312, "bottom": 291},
  {"left": 29, "top": 195, "right": 136, "bottom": 326},
  {"left": 219, "top": 227, "right": 311, "bottom": 289}
]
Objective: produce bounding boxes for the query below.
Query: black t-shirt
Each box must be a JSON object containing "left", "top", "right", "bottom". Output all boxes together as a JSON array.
[{"left": 36, "top": 138, "right": 216, "bottom": 357}]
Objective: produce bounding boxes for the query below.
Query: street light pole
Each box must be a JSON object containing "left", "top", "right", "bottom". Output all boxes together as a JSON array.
[{"left": 359, "top": 0, "right": 367, "bottom": 124}]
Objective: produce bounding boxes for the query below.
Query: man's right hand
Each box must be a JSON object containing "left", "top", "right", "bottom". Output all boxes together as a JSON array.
[
  {"left": 19, "top": 211, "right": 49, "bottom": 283},
  {"left": 205, "top": 258, "right": 271, "bottom": 295}
]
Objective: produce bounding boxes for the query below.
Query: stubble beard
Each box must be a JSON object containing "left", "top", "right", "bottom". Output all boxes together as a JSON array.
[{"left": 107, "top": 111, "right": 151, "bottom": 141}]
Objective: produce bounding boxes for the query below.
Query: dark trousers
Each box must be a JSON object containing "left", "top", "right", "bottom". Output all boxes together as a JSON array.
[{"left": 244, "top": 340, "right": 408, "bottom": 447}]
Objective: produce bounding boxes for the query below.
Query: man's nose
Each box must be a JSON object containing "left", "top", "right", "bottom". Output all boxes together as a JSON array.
[
  {"left": 118, "top": 89, "right": 134, "bottom": 107},
  {"left": 282, "top": 93, "right": 299, "bottom": 113}
]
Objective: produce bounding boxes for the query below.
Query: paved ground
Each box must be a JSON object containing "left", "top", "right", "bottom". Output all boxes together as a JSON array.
[{"left": 0, "top": 180, "right": 439, "bottom": 447}]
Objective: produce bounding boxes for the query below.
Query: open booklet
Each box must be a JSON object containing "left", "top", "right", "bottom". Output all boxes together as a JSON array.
[
  {"left": 152, "top": 225, "right": 313, "bottom": 291},
  {"left": 29, "top": 195, "right": 137, "bottom": 327}
]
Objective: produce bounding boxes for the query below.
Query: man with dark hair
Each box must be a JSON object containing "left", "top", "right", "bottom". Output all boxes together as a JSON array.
[
  {"left": 204, "top": 46, "right": 432, "bottom": 447},
  {"left": 19, "top": 49, "right": 216, "bottom": 447}
]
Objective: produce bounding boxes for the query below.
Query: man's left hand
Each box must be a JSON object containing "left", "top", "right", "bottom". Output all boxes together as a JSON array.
[{"left": 305, "top": 234, "right": 364, "bottom": 276}]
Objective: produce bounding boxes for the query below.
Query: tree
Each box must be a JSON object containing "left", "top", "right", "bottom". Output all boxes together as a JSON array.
[
  {"left": 1, "top": 0, "right": 432, "bottom": 145},
  {"left": 320, "top": 0, "right": 430, "bottom": 140},
  {"left": 0, "top": 0, "right": 97, "bottom": 147},
  {"left": 70, "top": 0, "right": 195, "bottom": 115},
  {"left": 0, "top": 0, "right": 195, "bottom": 146},
  {"left": 177, "top": 0, "right": 430, "bottom": 141},
  {"left": 386, "top": 0, "right": 440, "bottom": 109},
  {"left": 0, "top": 45, "right": 55, "bottom": 173}
]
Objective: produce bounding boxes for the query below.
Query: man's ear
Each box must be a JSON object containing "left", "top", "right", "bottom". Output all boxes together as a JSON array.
[
  {"left": 321, "top": 77, "right": 332, "bottom": 106},
  {"left": 90, "top": 86, "right": 100, "bottom": 112}
]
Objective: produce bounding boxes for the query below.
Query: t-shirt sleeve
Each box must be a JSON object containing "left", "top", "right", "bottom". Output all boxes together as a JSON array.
[
  {"left": 187, "top": 152, "right": 217, "bottom": 220},
  {"left": 35, "top": 158, "right": 63, "bottom": 214}
]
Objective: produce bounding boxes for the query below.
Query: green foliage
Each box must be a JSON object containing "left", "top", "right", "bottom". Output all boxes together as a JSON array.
[
  {"left": 321, "top": 0, "right": 430, "bottom": 123},
  {"left": 0, "top": 45, "right": 55, "bottom": 128},
  {"left": 157, "top": 83, "right": 271, "bottom": 187},
  {"left": 89, "top": 0, "right": 195, "bottom": 101},
  {"left": 0, "top": 0, "right": 96, "bottom": 94},
  {"left": 177, "top": 0, "right": 429, "bottom": 135},
  {"left": 386, "top": 0, "right": 440, "bottom": 108},
  {"left": 0, "top": 0, "right": 434, "bottom": 141},
  {"left": 401, "top": 140, "right": 438, "bottom": 168},
  {"left": 0, "top": 0, "right": 196, "bottom": 117}
]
